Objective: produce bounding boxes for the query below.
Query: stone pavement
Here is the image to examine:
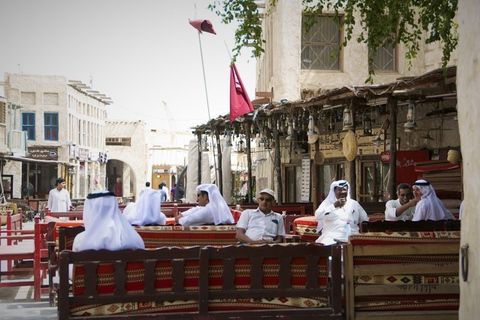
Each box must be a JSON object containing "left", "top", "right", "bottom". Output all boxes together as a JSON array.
[
  {"left": 0, "top": 286, "right": 56, "bottom": 320},
  {"left": 1, "top": 220, "right": 57, "bottom": 320}
]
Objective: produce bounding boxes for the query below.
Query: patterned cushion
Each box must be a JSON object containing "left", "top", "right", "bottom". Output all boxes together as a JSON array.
[
  {"left": 293, "top": 216, "right": 319, "bottom": 242},
  {"left": 70, "top": 297, "right": 329, "bottom": 316},
  {"left": 133, "top": 225, "right": 238, "bottom": 247},
  {"left": 349, "top": 230, "right": 461, "bottom": 245}
]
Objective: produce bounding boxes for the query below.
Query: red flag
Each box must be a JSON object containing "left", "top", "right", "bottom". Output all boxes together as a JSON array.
[
  {"left": 230, "top": 63, "right": 254, "bottom": 123},
  {"left": 189, "top": 19, "right": 216, "bottom": 35}
]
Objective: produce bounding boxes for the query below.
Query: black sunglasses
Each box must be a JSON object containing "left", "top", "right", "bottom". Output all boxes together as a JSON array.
[{"left": 258, "top": 197, "right": 273, "bottom": 202}]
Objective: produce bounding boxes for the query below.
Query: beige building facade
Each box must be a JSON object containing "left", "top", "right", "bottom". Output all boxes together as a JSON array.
[
  {"left": 105, "top": 122, "right": 192, "bottom": 202},
  {"left": 1, "top": 73, "right": 111, "bottom": 200}
]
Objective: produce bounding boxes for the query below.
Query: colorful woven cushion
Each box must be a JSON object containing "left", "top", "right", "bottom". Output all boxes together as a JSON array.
[
  {"left": 293, "top": 216, "right": 319, "bottom": 242},
  {"left": 349, "top": 230, "right": 461, "bottom": 245},
  {"left": 133, "top": 225, "right": 238, "bottom": 247}
]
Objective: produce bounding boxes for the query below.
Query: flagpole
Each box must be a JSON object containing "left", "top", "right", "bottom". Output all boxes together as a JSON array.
[
  {"left": 195, "top": 31, "right": 218, "bottom": 185},
  {"left": 197, "top": 33, "right": 212, "bottom": 120}
]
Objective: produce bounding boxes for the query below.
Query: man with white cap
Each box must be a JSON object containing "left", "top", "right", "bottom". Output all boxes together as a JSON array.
[
  {"left": 175, "top": 184, "right": 234, "bottom": 226},
  {"left": 412, "top": 179, "right": 455, "bottom": 221},
  {"left": 236, "top": 188, "right": 285, "bottom": 244},
  {"left": 123, "top": 187, "right": 167, "bottom": 226},
  {"left": 315, "top": 180, "right": 369, "bottom": 245},
  {"left": 73, "top": 190, "right": 145, "bottom": 251}
]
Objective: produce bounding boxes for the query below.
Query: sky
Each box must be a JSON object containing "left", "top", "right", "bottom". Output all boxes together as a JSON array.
[{"left": 0, "top": 0, "right": 257, "bottom": 131}]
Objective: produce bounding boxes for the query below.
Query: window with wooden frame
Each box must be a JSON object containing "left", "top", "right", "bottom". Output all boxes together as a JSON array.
[
  {"left": 44, "top": 112, "right": 58, "bottom": 141},
  {"left": 301, "top": 15, "right": 342, "bottom": 70},
  {"left": 369, "top": 36, "right": 397, "bottom": 71},
  {"left": 22, "top": 112, "right": 35, "bottom": 141}
]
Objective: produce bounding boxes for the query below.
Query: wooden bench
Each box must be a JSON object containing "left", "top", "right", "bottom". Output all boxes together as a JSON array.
[
  {"left": 361, "top": 219, "right": 461, "bottom": 232},
  {"left": 58, "top": 243, "right": 343, "bottom": 319},
  {"left": 48, "top": 223, "right": 238, "bottom": 305},
  {"left": 0, "top": 217, "right": 50, "bottom": 301},
  {"left": 345, "top": 231, "right": 460, "bottom": 319},
  {"left": 44, "top": 210, "right": 83, "bottom": 221}
]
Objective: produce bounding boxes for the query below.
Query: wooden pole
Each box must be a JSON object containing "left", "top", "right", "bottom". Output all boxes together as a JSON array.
[
  {"left": 215, "top": 129, "right": 223, "bottom": 195},
  {"left": 388, "top": 97, "right": 397, "bottom": 200},
  {"left": 196, "top": 132, "right": 202, "bottom": 185},
  {"left": 273, "top": 120, "right": 283, "bottom": 204},
  {"left": 245, "top": 121, "right": 253, "bottom": 203}
]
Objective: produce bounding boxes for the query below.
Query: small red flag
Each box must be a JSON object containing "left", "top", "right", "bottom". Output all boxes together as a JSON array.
[
  {"left": 189, "top": 19, "right": 216, "bottom": 35},
  {"left": 230, "top": 63, "right": 254, "bottom": 123}
]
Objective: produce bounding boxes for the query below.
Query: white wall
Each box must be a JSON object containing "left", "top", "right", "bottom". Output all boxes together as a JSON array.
[{"left": 458, "top": 0, "right": 480, "bottom": 317}]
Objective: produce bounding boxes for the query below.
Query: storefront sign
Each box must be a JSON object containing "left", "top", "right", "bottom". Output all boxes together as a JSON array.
[
  {"left": 301, "top": 157, "right": 310, "bottom": 202},
  {"left": 78, "top": 148, "right": 89, "bottom": 161},
  {"left": 27, "top": 147, "right": 58, "bottom": 160}
]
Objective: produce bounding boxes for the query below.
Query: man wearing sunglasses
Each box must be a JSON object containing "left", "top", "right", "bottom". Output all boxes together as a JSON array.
[
  {"left": 236, "top": 188, "right": 285, "bottom": 244},
  {"left": 175, "top": 184, "right": 234, "bottom": 226}
]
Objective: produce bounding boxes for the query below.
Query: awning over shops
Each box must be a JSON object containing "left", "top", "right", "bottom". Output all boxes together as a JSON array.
[{"left": 2, "top": 155, "right": 77, "bottom": 167}]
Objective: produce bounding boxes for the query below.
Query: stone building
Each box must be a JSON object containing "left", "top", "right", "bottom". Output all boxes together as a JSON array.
[
  {"left": 105, "top": 121, "right": 192, "bottom": 202},
  {"left": 250, "top": 0, "right": 459, "bottom": 205},
  {"left": 1, "top": 73, "right": 111, "bottom": 200}
]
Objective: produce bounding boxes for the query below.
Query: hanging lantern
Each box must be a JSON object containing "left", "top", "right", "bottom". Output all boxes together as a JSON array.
[
  {"left": 286, "top": 122, "right": 293, "bottom": 140},
  {"left": 363, "top": 114, "right": 372, "bottom": 136},
  {"left": 237, "top": 138, "right": 244, "bottom": 153},
  {"left": 372, "top": 131, "right": 384, "bottom": 147},
  {"left": 404, "top": 101, "right": 417, "bottom": 132},
  {"left": 226, "top": 131, "right": 233, "bottom": 147},
  {"left": 202, "top": 136, "right": 209, "bottom": 151},
  {"left": 342, "top": 106, "right": 354, "bottom": 130},
  {"left": 328, "top": 114, "right": 335, "bottom": 132},
  {"left": 307, "top": 115, "right": 318, "bottom": 144}
]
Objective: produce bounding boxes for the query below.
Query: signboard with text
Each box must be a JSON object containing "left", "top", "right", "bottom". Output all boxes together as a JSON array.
[{"left": 27, "top": 147, "right": 58, "bottom": 160}]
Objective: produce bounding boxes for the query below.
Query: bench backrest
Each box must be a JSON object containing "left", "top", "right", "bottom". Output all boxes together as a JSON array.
[
  {"left": 45, "top": 211, "right": 83, "bottom": 220},
  {"left": 57, "top": 224, "right": 238, "bottom": 251},
  {"left": 361, "top": 219, "right": 461, "bottom": 232},
  {"left": 345, "top": 231, "right": 461, "bottom": 319},
  {"left": 58, "top": 243, "right": 342, "bottom": 319}
]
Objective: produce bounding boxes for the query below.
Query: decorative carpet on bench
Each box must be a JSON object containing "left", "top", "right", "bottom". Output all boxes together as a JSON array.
[
  {"left": 348, "top": 231, "right": 460, "bottom": 313},
  {"left": 133, "top": 225, "right": 238, "bottom": 247}
]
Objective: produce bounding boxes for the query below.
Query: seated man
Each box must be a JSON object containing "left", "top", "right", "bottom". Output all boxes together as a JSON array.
[
  {"left": 175, "top": 184, "right": 234, "bottom": 226},
  {"left": 123, "top": 187, "right": 167, "bottom": 226},
  {"left": 73, "top": 190, "right": 145, "bottom": 251},
  {"left": 385, "top": 183, "right": 417, "bottom": 221},
  {"left": 412, "top": 179, "right": 455, "bottom": 221},
  {"left": 315, "top": 180, "right": 369, "bottom": 245},
  {"left": 236, "top": 188, "right": 285, "bottom": 244}
]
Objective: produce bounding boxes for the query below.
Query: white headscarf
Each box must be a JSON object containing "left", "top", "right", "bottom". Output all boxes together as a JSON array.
[
  {"left": 196, "top": 184, "right": 234, "bottom": 225},
  {"left": 73, "top": 190, "right": 145, "bottom": 251},
  {"left": 412, "top": 179, "right": 455, "bottom": 220},
  {"left": 123, "top": 188, "right": 166, "bottom": 226},
  {"left": 316, "top": 180, "right": 351, "bottom": 231}
]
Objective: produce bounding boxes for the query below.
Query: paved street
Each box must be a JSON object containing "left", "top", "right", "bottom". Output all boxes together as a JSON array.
[
  {"left": 1, "top": 220, "right": 57, "bottom": 320},
  {"left": 0, "top": 286, "right": 56, "bottom": 320}
]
